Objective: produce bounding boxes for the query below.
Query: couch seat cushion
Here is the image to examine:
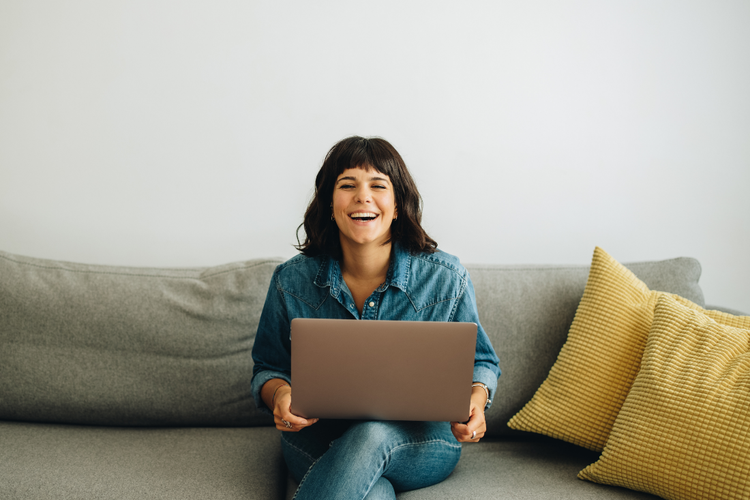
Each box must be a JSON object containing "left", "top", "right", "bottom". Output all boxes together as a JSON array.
[
  {"left": 0, "top": 422, "right": 285, "bottom": 500},
  {"left": 284, "top": 438, "right": 659, "bottom": 499},
  {"left": 406, "top": 439, "right": 662, "bottom": 499}
]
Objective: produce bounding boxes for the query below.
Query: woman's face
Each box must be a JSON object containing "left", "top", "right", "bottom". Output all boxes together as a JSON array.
[{"left": 332, "top": 166, "right": 398, "bottom": 252}]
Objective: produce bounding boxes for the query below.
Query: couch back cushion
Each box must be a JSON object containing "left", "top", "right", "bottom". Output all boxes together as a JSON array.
[
  {"left": 466, "top": 253, "right": 704, "bottom": 438},
  {"left": 1, "top": 248, "right": 705, "bottom": 432},
  {"left": 0, "top": 250, "right": 281, "bottom": 427}
]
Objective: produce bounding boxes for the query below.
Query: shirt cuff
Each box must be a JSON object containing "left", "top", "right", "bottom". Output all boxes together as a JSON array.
[
  {"left": 472, "top": 364, "right": 499, "bottom": 410},
  {"left": 251, "top": 370, "right": 291, "bottom": 415}
]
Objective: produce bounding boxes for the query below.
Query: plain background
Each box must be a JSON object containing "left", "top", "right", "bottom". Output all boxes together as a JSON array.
[{"left": 1, "top": 1, "right": 748, "bottom": 312}]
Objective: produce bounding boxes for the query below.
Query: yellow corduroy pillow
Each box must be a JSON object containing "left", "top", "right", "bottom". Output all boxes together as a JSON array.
[
  {"left": 507, "top": 246, "right": 700, "bottom": 451},
  {"left": 579, "top": 295, "right": 750, "bottom": 499}
]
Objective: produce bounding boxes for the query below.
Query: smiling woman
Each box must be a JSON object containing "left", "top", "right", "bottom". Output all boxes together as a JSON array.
[
  {"left": 295, "top": 136, "right": 437, "bottom": 261},
  {"left": 251, "top": 136, "right": 501, "bottom": 500},
  {"left": 332, "top": 167, "right": 397, "bottom": 250}
]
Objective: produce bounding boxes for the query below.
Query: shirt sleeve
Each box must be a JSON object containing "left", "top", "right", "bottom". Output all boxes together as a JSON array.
[
  {"left": 452, "top": 271, "right": 501, "bottom": 409},
  {"left": 251, "top": 267, "right": 292, "bottom": 414}
]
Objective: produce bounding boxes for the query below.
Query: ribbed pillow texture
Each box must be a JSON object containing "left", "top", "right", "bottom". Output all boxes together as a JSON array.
[
  {"left": 507, "top": 246, "right": 702, "bottom": 451},
  {"left": 579, "top": 295, "right": 750, "bottom": 499},
  {"left": 509, "top": 246, "right": 750, "bottom": 499}
]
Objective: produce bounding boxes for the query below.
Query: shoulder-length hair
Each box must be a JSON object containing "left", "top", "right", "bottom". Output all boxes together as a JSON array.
[{"left": 296, "top": 136, "right": 437, "bottom": 259}]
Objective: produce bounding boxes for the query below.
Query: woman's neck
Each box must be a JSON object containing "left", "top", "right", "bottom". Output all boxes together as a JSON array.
[{"left": 340, "top": 241, "right": 392, "bottom": 282}]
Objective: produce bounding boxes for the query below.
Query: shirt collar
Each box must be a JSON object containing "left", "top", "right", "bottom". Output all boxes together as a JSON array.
[{"left": 313, "top": 242, "right": 412, "bottom": 295}]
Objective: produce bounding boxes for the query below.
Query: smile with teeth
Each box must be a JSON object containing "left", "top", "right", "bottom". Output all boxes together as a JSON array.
[{"left": 349, "top": 212, "right": 379, "bottom": 221}]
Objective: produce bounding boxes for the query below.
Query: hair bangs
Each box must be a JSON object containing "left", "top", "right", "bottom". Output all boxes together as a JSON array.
[
  {"left": 299, "top": 136, "right": 437, "bottom": 258},
  {"left": 330, "top": 138, "right": 393, "bottom": 180}
]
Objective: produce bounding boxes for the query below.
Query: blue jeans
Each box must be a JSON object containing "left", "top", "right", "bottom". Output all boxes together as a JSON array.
[{"left": 281, "top": 420, "right": 462, "bottom": 500}]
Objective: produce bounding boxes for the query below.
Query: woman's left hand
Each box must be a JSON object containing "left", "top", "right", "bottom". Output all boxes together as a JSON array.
[{"left": 450, "top": 385, "right": 488, "bottom": 443}]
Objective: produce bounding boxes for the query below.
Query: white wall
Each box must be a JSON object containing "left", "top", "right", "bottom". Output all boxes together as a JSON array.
[{"left": 1, "top": 1, "right": 748, "bottom": 312}]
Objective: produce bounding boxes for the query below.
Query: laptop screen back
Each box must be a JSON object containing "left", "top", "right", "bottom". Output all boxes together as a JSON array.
[{"left": 290, "top": 318, "right": 477, "bottom": 422}]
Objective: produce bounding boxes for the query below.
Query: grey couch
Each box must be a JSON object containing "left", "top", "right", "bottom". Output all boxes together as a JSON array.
[{"left": 1, "top": 248, "right": 741, "bottom": 499}]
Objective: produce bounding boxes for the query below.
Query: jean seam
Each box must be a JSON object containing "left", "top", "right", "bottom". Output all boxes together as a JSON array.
[
  {"left": 282, "top": 433, "right": 318, "bottom": 464},
  {"left": 389, "top": 437, "right": 462, "bottom": 455},
  {"left": 292, "top": 433, "right": 461, "bottom": 499},
  {"left": 291, "top": 458, "right": 317, "bottom": 500},
  {"left": 362, "top": 464, "right": 388, "bottom": 500},
  {"left": 380, "top": 438, "right": 462, "bottom": 488},
  {"left": 359, "top": 439, "right": 458, "bottom": 500}
]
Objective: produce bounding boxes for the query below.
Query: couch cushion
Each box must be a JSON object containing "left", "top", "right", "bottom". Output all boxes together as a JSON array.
[
  {"left": 0, "top": 422, "right": 286, "bottom": 500},
  {"left": 284, "top": 438, "right": 659, "bottom": 499},
  {"left": 401, "top": 439, "right": 661, "bottom": 499},
  {"left": 0, "top": 249, "right": 281, "bottom": 426},
  {"left": 466, "top": 247, "right": 704, "bottom": 439},
  {"left": 579, "top": 296, "right": 750, "bottom": 499}
]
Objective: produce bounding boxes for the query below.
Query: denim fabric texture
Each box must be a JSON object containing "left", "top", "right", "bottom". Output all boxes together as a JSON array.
[
  {"left": 282, "top": 419, "right": 462, "bottom": 500},
  {"left": 250, "top": 243, "right": 501, "bottom": 498},
  {"left": 250, "top": 243, "right": 501, "bottom": 412}
]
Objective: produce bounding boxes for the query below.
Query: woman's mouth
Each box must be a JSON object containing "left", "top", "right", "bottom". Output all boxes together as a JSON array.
[{"left": 349, "top": 212, "right": 379, "bottom": 221}]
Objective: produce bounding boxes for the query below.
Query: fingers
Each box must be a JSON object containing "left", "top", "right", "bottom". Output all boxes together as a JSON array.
[
  {"left": 451, "top": 422, "right": 485, "bottom": 442},
  {"left": 275, "top": 410, "right": 318, "bottom": 432},
  {"left": 450, "top": 409, "right": 486, "bottom": 443},
  {"left": 272, "top": 390, "right": 319, "bottom": 432},
  {"left": 275, "top": 416, "right": 318, "bottom": 432}
]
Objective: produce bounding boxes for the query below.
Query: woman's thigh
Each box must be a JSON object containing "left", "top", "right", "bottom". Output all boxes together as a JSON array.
[
  {"left": 281, "top": 419, "right": 353, "bottom": 482},
  {"left": 282, "top": 419, "right": 461, "bottom": 493},
  {"left": 349, "top": 420, "right": 461, "bottom": 491}
]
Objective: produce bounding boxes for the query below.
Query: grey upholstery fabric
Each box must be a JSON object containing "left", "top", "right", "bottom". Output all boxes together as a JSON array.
[
  {"left": 465, "top": 256, "right": 704, "bottom": 438},
  {"left": 0, "top": 422, "right": 286, "bottom": 500},
  {"left": 398, "top": 438, "right": 659, "bottom": 499},
  {"left": 284, "top": 438, "right": 659, "bottom": 499},
  {"left": 0, "top": 250, "right": 281, "bottom": 426},
  {"left": 1, "top": 248, "right": 709, "bottom": 500}
]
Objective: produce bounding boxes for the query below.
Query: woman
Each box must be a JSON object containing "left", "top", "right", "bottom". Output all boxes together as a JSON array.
[{"left": 251, "top": 136, "right": 500, "bottom": 499}]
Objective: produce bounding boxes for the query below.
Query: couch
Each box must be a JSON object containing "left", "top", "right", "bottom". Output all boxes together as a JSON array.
[{"left": 1, "top": 247, "right": 746, "bottom": 500}]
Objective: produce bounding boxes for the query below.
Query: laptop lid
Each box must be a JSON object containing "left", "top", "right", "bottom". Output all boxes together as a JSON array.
[{"left": 290, "top": 318, "right": 477, "bottom": 422}]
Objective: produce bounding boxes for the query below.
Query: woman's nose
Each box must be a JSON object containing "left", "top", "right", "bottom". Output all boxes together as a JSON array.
[{"left": 355, "top": 187, "right": 371, "bottom": 203}]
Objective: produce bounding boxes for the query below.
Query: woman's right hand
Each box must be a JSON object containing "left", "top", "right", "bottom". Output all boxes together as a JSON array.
[{"left": 268, "top": 383, "right": 319, "bottom": 432}]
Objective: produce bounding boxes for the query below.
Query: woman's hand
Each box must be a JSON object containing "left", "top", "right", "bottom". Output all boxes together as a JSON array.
[
  {"left": 450, "top": 385, "right": 488, "bottom": 443},
  {"left": 262, "top": 379, "right": 319, "bottom": 432},
  {"left": 272, "top": 385, "right": 319, "bottom": 432}
]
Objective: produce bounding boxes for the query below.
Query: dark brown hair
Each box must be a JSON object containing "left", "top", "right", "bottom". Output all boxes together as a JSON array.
[{"left": 296, "top": 136, "right": 437, "bottom": 258}]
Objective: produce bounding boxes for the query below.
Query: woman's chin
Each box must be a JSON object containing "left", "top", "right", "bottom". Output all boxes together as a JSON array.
[{"left": 339, "top": 233, "right": 392, "bottom": 251}]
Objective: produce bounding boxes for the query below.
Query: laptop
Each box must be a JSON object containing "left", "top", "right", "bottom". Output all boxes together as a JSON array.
[{"left": 290, "top": 318, "right": 477, "bottom": 422}]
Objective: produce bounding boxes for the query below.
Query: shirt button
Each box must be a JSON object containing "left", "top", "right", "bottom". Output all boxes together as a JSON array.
[{"left": 368, "top": 301, "right": 375, "bottom": 308}]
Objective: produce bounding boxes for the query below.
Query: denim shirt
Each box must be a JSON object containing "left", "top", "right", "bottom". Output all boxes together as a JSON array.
[{"left": 250, "top": 243, "right": 501, "bottom": 415}]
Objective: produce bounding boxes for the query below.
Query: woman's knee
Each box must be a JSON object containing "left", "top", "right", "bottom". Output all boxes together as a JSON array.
[
  {"left": 334, "top": 421, "right": 409, "bottom": 453},
  {"left": 358, "top": 420, "right": 454, "bottom": 444},
  {"left": 331, "top": 421, "right": 459, "bottom": 466},
  {"left": 364, "top": 477, "right": 396, "bottom": 500}
]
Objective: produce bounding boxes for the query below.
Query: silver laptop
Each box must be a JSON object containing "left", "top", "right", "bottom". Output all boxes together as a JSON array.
[{"left": 290, "top": 318, "right": 477, "bottom": 422}]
